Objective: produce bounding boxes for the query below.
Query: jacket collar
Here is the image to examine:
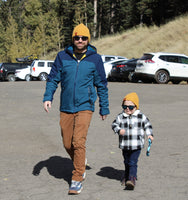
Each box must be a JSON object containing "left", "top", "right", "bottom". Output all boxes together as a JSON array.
[
  {"left": 65, "top": 44, "right": 97, "bottom": 57},
  {"left": 122, "top": 109, "right": 140, "bottom": 117}
]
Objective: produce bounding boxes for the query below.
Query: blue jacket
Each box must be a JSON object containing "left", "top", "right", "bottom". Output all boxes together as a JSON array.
[{"left": 43, "top": 44, "right": 110, "bottom": 116}]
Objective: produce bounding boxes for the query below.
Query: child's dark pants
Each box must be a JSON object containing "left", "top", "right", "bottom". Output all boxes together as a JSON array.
[{"left": 122, "top": 149, "right": 141, "bottom": 180}]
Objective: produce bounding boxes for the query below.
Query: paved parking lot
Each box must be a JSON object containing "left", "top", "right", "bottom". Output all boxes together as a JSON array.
[{"left": 0, "top": 81, "right": 187, "bottom": 200}]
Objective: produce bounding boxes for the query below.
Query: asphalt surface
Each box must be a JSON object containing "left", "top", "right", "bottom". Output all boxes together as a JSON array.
[{"left": 0, "top": 81, "right": 187, "bottom": 200}]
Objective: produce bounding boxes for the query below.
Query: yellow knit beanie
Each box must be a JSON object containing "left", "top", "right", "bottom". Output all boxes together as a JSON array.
[
  {"left": 123, "top": 92, "right": 139, "bottom": 109},
  {"left": 72, "top": 23, "right": 91, "bottom": 42}
]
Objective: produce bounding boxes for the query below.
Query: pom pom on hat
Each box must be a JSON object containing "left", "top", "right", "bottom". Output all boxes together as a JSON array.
[
  {"left": 72, "top": 23, "right": 90, "bottom": 42},
  {"left": 123, "top": 92, "right": 139, "bottom": 109}
]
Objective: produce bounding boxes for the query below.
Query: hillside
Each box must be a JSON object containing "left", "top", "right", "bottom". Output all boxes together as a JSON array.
[
  {"left": 44, "top": 14, "right": 188, "bottom": 60},
  {"left": 92, "top": 14, "right": 188, "bottom": 59}
]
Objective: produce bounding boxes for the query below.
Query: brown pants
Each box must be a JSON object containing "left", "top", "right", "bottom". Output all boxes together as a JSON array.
[{"left": 60, "top": 110, "right": 93, "bottom": 181}]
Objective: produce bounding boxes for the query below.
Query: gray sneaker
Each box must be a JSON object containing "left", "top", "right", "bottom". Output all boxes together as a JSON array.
[{"left": 68, "top": 180, "right": 83, "bottom": 195}]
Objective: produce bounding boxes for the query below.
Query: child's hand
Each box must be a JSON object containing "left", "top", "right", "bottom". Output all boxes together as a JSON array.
[
  {"left": 148, "top": 135, "right": 154, "bottom": 142},
  {"left": 119, "top": 129, "right": 126, "bottom": 136}
]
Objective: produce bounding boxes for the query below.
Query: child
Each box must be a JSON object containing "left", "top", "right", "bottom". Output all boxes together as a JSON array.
[{"left": 112, "top": 92, "right": 154, "bottom": 190}]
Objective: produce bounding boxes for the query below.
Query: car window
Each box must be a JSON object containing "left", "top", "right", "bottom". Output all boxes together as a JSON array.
[
  {"left": 105, "top": 57, "right": 115, "bottom": 62},
  {"left": 159, "top": 55, "right": 167, "bottom": 61},
  {"left": 179, "top": 57, "right": 188, "bottom": 64},
  {"left": 47, "top": 62, "right": 53, "bottom": 67},
  {"left": 140, "top": 54, "right": 153, "bottom": 60},
  {"left": 166, "top": 56, "right": 179, "bottom": 63},
  {"left": 38, "top": 62, "right": 45, "bottom": 67}
]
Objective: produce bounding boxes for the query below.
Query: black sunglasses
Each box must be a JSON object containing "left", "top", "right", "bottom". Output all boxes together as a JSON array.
[
  {"left": 74, "top": 36, "right": 88, "bottom": 41},
  {"left": 122, "top": 105, "right": 136, "bottom": 110}
]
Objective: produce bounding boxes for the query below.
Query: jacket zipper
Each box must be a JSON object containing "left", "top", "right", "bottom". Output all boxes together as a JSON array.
[
  {"left": 127, "top": 115, "right": 132, "bottom": 147},
  {"left": 73, "top": 60, "right": 80, "bottom": 112}
]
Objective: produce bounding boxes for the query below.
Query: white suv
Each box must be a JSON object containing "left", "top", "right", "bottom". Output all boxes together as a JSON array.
[
  {"left": 31, "top": 60, "right": 54, "bottom": 81},
  {"left": 135, "top": 52, "right": 188, "bottom": 84}
]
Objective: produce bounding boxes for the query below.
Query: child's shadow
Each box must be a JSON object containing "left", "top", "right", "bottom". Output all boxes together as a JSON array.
[
  {"left": 32, "top": 156, "right": 73, "bottom": 184},
  {"left": 96, "top": 166, "right": 124, "bottom": 181}
]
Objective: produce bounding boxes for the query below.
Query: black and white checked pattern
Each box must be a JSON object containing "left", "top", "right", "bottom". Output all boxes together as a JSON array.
[{"left": 112, "top": 110, "right": 153, "bottom": 150}]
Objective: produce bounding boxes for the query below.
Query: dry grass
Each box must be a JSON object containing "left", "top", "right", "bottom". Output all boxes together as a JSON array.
[{"left": 92, "top": 14, "right": 188, "bottom": 59}]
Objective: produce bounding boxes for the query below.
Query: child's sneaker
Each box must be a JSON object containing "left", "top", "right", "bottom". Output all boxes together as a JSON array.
[
  {"left": 68, "top": 180, "right": 83, "bottom": 195},
  {"left": 125, "top": 177, "right": 136, "bottom": 190},
  {"left": 121, "top": 172, "right": 129, "bottom": 186},
  {"left": 121, "top": 177, "right": 128, "bottom": 186}
]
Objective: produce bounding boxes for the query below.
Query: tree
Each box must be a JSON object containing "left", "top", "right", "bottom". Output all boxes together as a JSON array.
[
  {"left": 0, "top": 0, "right": 10, "bottom": 28},
  {"left": 5, "top": 15, "right": 20, "bottom": 62},
  {"left": 0, "top": 20, "right": 6, "bottom": 61},
  {"left": 21, "top": 0, "right": 42, "bottom": 35},
  {"left": 19, "top": 28, "right": 33, "bottom": 57},
  {"left": 137, "top": 0, "right": 154, "bottom": 26},
  {"left": 98, "top": 0, "right": 112, "bottom": 35},
  {"left": 93, "top": 0, "right": 97, "bottom": 38},
  {"left": 32, "top": 14, "right": 48, "bottom": 57},
  {"left": 45, "top": 11, "right": 64, "bottom": 51}
]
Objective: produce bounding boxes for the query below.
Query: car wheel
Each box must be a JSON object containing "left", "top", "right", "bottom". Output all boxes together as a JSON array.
[
  {"left": 25, "top": 74, "right": 31, "bottom": 81},
  {"left": 128, "top": 72, "right": 138, "bottom": 83},
  {"left": 39, "top": 73, "right": 48, "bottom": 81},
  {"left": 155, "top": 70, "right": 169, "bottom": 84},
  {"left": 7, "top": 74, "right": 16, "bottom": 82}
]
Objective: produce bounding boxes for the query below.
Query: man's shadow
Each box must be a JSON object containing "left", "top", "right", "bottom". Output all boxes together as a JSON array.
[
  {"left": 96, "top": 166, "right": 124, "bottom": 181},
  {"left": 32, "top": 156, "right": 73, "bottom": 184},
  {"left": 32, "top": 156, "right": 91, "bottom": 184}
]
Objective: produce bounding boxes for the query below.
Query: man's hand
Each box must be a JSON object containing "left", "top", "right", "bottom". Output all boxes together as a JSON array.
[{"left": 43, "top": 101, "right": 52, "bottom": 113}]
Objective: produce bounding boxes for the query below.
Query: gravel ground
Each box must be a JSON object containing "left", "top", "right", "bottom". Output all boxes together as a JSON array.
[{"left": 0, "top": 81, "right": 187, "bottom": 200}]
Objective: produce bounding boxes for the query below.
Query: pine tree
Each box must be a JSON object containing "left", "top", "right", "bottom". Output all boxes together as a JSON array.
[
  {"left": 19, "top": 28, "right": 33, "bottom": 57},
  {"left": 45, "top": 10, "right": 64, "bottom": 51},
  {"left": 0, "top": 20, "right": 6, "bottom": 61},
  {"left": 5, "top": 15, "right": 20, "bottom": 62},
  {"left": 21, "top": 0, "right": 42, "bottom": 35}
]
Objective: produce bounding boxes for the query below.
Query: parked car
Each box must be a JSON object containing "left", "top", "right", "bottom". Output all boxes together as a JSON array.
[
  {"left": 0, "top": 62, "right": 30, "bottom": 81},
  {"left": 30, "top": 60, "right": 54, "bottom": 81},
  {"left": 101, "top": 55, "right": 127, "bottom": 62},
  {"left": 103, "top": 59, "right": 128, "bottom": 79},
  {"left": 109, "top": 58, "right": 139, "bottom": 82},
  {"left": 135, "top": 52, "right": 188, "bottom": 84},
  {"left": 15, "top": 66, "right": 32, "bottom": 81}
]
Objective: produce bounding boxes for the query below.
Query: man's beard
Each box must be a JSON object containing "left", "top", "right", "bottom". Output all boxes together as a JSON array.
[{"left": 74, "top": 43, "right": 88, "bottom": 53}]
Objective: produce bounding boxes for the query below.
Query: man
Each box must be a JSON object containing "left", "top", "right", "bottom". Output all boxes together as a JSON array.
[{"left": 43, "top": 23, "right": 110, "bottom": 195}]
